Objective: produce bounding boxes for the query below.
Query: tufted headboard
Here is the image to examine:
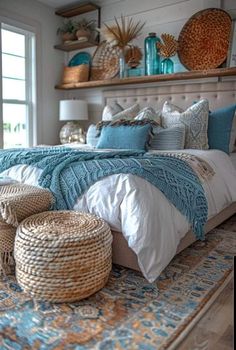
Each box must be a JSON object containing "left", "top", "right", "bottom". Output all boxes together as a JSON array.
[{"left": 103, "top": 81, "right": 236, "bottom": 111}]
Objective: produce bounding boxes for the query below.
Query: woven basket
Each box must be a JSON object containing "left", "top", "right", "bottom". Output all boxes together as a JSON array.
[
  {"left": 15, "top": 211, "right": 112, "bottom": 302},
  {"left": 178, "top": 8, "right": 232, "bottom": 70},
  {"left": 0, "top": 220, "right": 15, "bottom": 275},
  {"left": 62, "top": 64, "right": 89, "bottom": 84},
  {"left": 0, "top": 184, "right": 53, "bottom": 227},
  {"left": 90, "top": 41, "right": 120, "bottom": 80},
  {"left": 0, "top": 184, "right": 53, "bottom": 275}
]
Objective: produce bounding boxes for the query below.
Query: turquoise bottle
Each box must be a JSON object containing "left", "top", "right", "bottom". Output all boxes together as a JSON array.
[
  {"left": 161, "top": 58, "right": 174, "bottom": 74},
  {"left": 145, "top": 32, "right": 161, "bottom": 75}
]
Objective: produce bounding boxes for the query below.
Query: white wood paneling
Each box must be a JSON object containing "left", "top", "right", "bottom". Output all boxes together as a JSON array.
[{"left": 65, "top": 0, "right": 234, "bottom": 125}]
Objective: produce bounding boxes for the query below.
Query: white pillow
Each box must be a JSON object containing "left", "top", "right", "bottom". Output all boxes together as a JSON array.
[
  {"left": 135, "top": 107, "right": 161, "bottom": 124},
  {"left": 102, "top": 102, "right": 123, "bottom": 121},
  {"left": 161, "top": 99, "right": 209, "bottom": 149},
  {"left": 112, "top": 103, "right": 140, "bottom": 121}
]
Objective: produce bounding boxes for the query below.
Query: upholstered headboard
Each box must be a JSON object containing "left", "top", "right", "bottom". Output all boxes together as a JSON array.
[{"left": 103, "top": 80, "right": 236, "bottom": 111}]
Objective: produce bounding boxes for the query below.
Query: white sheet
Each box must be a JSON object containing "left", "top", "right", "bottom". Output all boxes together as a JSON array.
[{"left": 1, "top": 149, "right": 236, "bottom": 282}]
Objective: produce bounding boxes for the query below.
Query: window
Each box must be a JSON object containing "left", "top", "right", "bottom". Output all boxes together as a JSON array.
[{"left": 0, "top": 23, "right": 36, "bottom": 148}]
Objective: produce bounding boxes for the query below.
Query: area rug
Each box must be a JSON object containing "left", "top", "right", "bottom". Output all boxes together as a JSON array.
[{"left": 0, "top": 215, "right": 235, "bottom": 350}]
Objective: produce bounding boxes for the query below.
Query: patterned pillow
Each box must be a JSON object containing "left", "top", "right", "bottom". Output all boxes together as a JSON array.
[
  {"left": 161, "top": 99, "right": 209, "bottom": 149},
  {"left": 135, "top": 107, "right": 161, "bottom": 124},
  {"left": 86, "top": 124, "right": 99, "bottom": 147},
  {"left": 102, "top": 102, "right": 123, "bottom": 121},
  {"left": 150, "top": 126, "right": 185, "bottom": 150},
  {"left": 96, "top": 118, "right": 159, "bottom": 136},
  {"left": 111, "top": 104, "right": 140, "bottom": 121}
]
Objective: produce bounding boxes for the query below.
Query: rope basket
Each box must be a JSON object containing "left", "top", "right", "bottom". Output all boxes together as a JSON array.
[
  {"left": 0, "top": 184, "right": 53, "bottom": 227},
  {"left": 0, "top": 184, "right": 53, "bottom": 275},
  {"left": 15, "top": 211, "right": 113, "bottom": 302},
  {"left": 0, "top": 220, "right": 15, "bottom": 275}
]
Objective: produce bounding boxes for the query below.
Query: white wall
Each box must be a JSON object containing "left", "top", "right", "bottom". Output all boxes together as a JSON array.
[
  {"left": 0, "top": 0, "right": 64, "bottom": 145},
  {"left": 64, "top": 0, "right": 236, "bottom": 126}
]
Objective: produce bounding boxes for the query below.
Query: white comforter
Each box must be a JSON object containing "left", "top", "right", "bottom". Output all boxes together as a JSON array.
[{"left": 1, "top": 148, "right": 236, "bottom": 282}]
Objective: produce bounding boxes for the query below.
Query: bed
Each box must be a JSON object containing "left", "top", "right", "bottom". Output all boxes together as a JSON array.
[
  {"left": 1, "top": 80, "right": 236, "bottom": 283},
  {"left": 101, "top": 80, "right": 236, "bottom": 279}
]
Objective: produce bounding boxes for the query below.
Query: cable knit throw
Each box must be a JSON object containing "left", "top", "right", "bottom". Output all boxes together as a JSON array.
[{"left": 0, "top": 147, "right": 209, "bottom": 240}]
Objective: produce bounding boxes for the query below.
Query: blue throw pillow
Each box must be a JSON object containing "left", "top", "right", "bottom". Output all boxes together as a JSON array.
[
  {"left": 208, "top": 104, "right": 236, "bottom": 154},
  {"left": 96, "top": 124, "right": 151, "bottom": 150}
]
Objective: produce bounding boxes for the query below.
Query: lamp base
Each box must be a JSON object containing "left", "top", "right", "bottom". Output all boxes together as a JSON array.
[{"left": 60, "top": 122, "right": 86, "bottom": 144}]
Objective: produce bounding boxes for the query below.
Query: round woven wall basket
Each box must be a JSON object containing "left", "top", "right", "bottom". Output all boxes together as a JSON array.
[
  {"left": 14, "top": 211, "right": 112, "bottom": 302},
  {"left": 178, "top": 8, "right": 232, "bottom": 70},
  {"left": 90, "top": 41, "right": 121, "bottom": 80}
]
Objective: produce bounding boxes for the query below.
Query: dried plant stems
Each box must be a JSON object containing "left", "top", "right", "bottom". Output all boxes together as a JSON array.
[
  {"left": 103, "top": 15, "right": 145, "bottom": 49},
  {"left": 157, "top": 33, "right": 178, "bottom": 58}
]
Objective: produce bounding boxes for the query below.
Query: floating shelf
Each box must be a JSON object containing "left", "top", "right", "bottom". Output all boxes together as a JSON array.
[
  {"left": 55, "top": 2, "right": 100, "bottom": 18},
  {"left": 55, "top": 67, "right": 236, "bottom": 90},
  {"left": 55, "top": 2, "right": 101, "bottom": 52},
  {"left": 54, "top": 40, "right": 98, "bottom": 52}
]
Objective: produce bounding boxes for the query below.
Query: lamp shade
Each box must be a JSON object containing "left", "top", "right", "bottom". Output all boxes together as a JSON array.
[{"left": 59, "top": 100, "right": 88, "bottom": 121}]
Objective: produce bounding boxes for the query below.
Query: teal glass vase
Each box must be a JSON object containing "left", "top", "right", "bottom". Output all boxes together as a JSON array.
[
  {"left": 119, "top": 50, "right": 127, "bottom": 78},
  {"left": 161, "top": 58, "right": 174, "bottom": 74},
  {"left": 144, "top": 32, "right": 161, "bottom": 75}
]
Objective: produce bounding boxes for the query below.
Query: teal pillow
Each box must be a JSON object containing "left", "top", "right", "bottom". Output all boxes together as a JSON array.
[
  {"left": 208, "top": 104, "right": 236, "bottom": 154},
  {"left": 96, "top": 124, "right": 151, "bottom": 150}
]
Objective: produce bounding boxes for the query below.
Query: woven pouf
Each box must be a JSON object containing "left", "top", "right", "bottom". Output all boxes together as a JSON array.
[
  {"left": 0, "top": 184, "right": 53, "bottom": 275},
  {"left": 14, "top": 211, "right": 113, "bottom": 302},
  {"left": 0, "top": 220, "right": 15, "bottom": 274}
]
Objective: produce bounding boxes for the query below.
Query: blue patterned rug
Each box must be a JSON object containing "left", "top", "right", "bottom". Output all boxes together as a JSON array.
[{"left": 0, "top": 215, "right": 235, "bottom": 350}]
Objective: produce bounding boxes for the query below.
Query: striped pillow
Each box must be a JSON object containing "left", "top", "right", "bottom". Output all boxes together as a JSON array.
[{"left": 150, "top": 126, "right": 185, "bottom": 150}]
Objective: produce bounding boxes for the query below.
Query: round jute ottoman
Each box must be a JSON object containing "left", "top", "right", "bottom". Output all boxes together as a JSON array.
[
  {"left": 14, "top": 211, "right": 112, "bottom": 302},
  {"left": 0, "top": 184, "right": 53, "bottom": 275}
]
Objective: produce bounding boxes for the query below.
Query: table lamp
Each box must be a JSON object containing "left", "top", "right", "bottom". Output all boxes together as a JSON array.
[{"left": 59, "top": 99, "right": 88, "bottom": 144}]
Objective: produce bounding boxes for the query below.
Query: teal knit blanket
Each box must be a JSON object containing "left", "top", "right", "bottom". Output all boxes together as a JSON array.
[{"left": 0, "top": 147, "right": 208, "bottom": 239}]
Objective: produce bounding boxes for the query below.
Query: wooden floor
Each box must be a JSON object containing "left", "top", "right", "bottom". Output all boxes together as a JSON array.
[{"left": 177, "top": 279, "right": 234, "bottom": 350}]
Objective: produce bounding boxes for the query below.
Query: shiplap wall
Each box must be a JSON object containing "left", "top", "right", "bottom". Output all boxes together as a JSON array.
[{"left": 59, "top": 0, "right": 236, "bottom": 130}]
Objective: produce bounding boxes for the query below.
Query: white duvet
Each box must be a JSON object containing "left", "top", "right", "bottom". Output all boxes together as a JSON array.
[{"left": 1, "top": 148, "right": 236, "bottom": 282}]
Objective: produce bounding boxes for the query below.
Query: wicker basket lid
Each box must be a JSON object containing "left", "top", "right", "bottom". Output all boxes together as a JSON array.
[{"left": 178, "top": 8, "right": 232, "bottom": 70}]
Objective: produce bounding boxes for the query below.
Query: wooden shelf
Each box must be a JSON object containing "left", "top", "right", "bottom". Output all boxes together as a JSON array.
[
  {"left": 55, "top": 2, "right": 101, "bottom": 52},
  {"left": 55, "top": 67, "right": 236, "bottom": 90},
  {"left": 54, "top": 40, "right": 98, "bottom": 51},
  {"left": 55, "top": 2, "right": 100, "bottom": 18}
]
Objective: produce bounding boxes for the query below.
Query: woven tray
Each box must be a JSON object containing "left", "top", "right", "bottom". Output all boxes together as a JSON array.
[
  {"left": 90, "top": 41, "right": 121, "bottom": 80},
  {"left": 178, "top": 8, "right": 232, "bottom": 70}
]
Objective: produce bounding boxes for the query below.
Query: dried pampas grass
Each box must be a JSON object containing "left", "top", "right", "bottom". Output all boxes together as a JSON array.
[{"left": 102, "top": 15, "right": 145, "bottom": 48}]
